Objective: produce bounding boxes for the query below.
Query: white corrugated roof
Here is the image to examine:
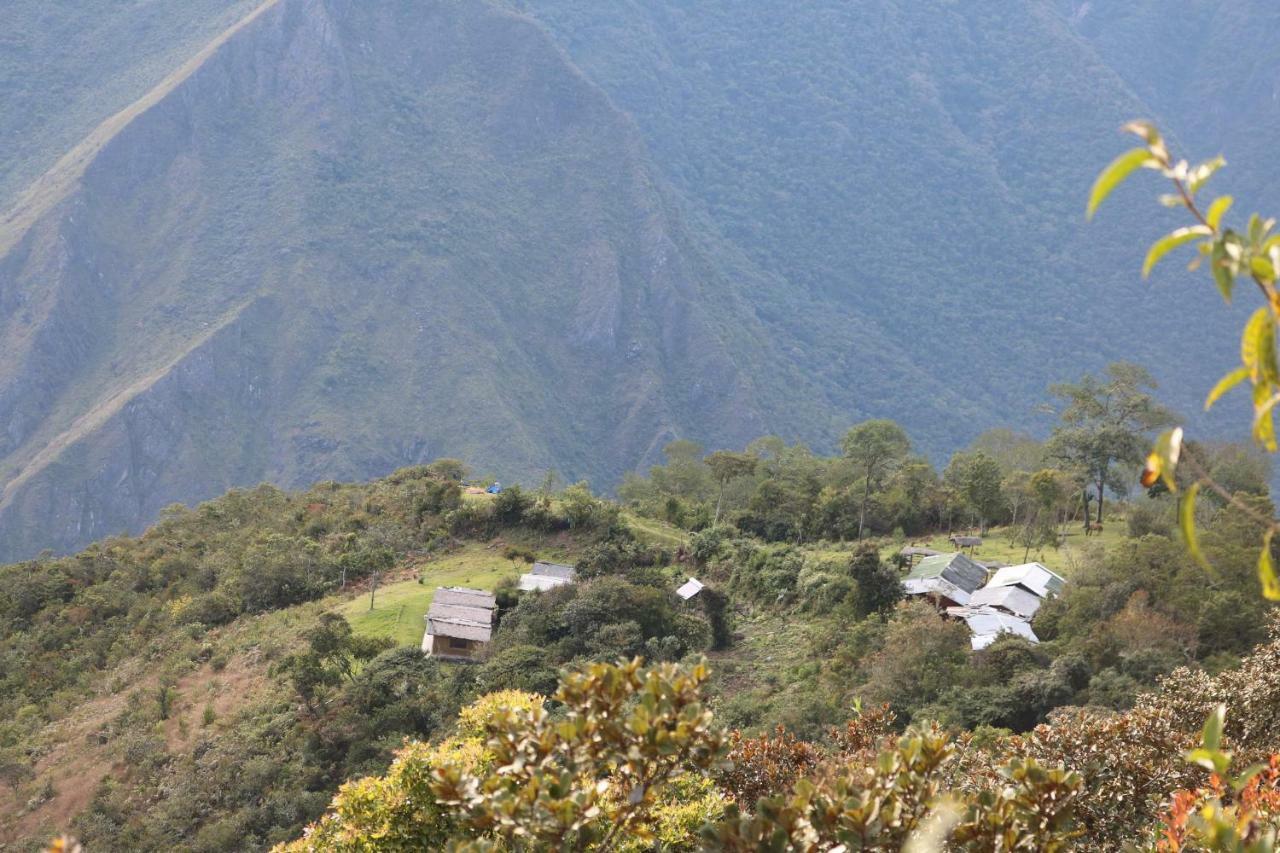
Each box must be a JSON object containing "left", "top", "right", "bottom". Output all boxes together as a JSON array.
[
  {"left": 519, "top": 572, "right": 572, "bottom": 592},
  {"left": 968, "top": 585, "right": 1043, "bottom": 619},
  {"left": 946, "top": 605, "right": 1039, "bottom": 649},
  {"left": 676, "top": 577, "right": 704, "bottom": 600},
  {"left": 433, "top": 587, "right": 497, "bottom": 609},
  {"left": 987, "top": 563, "right": 1065, "bottom": 598},
  {"left": 903, "top": 575, "right": 973, "bottom": 605}
]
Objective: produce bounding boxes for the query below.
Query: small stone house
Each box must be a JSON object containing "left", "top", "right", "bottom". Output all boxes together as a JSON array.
[
  {"left": 902, "top": 552, "right": 989, "bottom": 608},
  {"left": 422, "top": 587, "right": 496, "bottom": 661}
]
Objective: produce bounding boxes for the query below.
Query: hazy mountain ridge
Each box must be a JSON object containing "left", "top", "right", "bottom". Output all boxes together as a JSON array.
[
  {"left": 0, "top": 0, "right": 807, "bottom": 560},
  {"left": 0, "top": 0, "right": 1271, "bottom": 560}
]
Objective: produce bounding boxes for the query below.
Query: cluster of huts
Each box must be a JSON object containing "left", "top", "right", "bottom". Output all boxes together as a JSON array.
[
  {"left": 421, "top": 559, "right": 705, "bottom": 662},
  {"left": 902, "top": 550, "right": 1065, "bottom": 649},
  {"left": 417, "top": 539, "right": 1059, "bottom": 662}
]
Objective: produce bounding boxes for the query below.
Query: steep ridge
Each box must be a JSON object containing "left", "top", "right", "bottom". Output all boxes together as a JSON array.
[
  {"left": 517, "top": 0, "right": 1254, "bottom": 438},
  {"left": 0, "top": 0, "right": 816, "bottom": 560}
]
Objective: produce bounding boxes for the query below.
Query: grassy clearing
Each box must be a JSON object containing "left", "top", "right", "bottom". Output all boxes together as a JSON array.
[
  {"left": 882, "top": 521, "right": 1129, "bottom": 577},
  {"left": 338, "top": 544, "right": 519, "bottom": 647},
  {"left": 622, "top": 512, "right": 689, "bottom": 549}
]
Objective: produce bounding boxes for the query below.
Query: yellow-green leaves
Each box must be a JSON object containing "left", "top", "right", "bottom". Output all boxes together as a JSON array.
[
  {"left": 1142, "top": 226, "right": 1212, "bottom": 278},
  {"left": 1206, "top": 196, "right": 1234, "bottom": 230},
  {"left": 1258, "top": 529, "right": 1280, "bottom": 601},
  {"left": 1086, "top": 147, "right": 1155, "bottom": 220},
  {"left": 1186, "top": 704, "right": 1231, "bottom": 776},
  {"left": 1179, "top": 483, "right": 1210, "bottom": 571},
  {"left": 1140, "top": 426, "right": 1183, "bottom": 491},
  {"left": 1204, "top": 367, "right": 1249, "bottom": 410},
  {"left": 1241, "top": 308, "right": 1280, "bottom": 451},
  {"left": 1242, "top": 308, "right": 1278, "bottom": 382}
]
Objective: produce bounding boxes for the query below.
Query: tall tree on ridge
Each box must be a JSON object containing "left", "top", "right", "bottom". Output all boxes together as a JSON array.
[
  {"left": 1046, "top": 362, "right": 1175, "bottom": 528},
  {"left": 841, "top": 419, "right": 911, "bottom": 539}
]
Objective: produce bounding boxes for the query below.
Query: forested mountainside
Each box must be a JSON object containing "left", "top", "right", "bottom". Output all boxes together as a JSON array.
[
  {"left": 0, "top": 0, "right": 814, "bottom": 562},
  {"left": 0, "top": 0, "right": 1271, "bottom": 562}
]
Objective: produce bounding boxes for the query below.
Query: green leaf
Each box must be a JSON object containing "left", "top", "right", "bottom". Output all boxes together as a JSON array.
[
  {"left": 1205, "top": 367, "right": 1249, "bottom": 410},
  {"left": 1241, "top": 308, "right": 1274, "bottom": 380},
  {"left": 1253, "top": 255, "right": 1278, "bottom": 283},
  {"left": 1143, "top": 226, "right": 1212, "bottom": 278},
  {"left": 1202, "top": 703, "right": 1226, "bottom": 752},
  {"left": 1212, "top": 240, "right": 1235, "bottom": 302},
  {"left": 1186, "top": 747, "right": 1230, "bottom": 775},
  {"left": 1233, "top": 763, "right": 1267, "bottom": 792},
  {"left": 1206, "top": 196, "right": 1234, "bottom": 231},
  {"left": 1180, "top": 483, "right": 1210, "bottom": 571},
  {"left": 1259, "top": 529, "right": 1280, "bottom": 601},
  {"left": 1254, "top": 383, "right": 1280, "bottom": 452},
  {"left": 1087, "top": 148, "right": 1155, "bottom": 220}
]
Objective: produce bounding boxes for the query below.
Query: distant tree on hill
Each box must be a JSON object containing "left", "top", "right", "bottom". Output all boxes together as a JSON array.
[
  {"left": 841, "top": 420, "right": 911, "bottom": 539},
  {"left": 1046, "top": 362, "right": 1174, "bottom": 528},
  {"left": 704, "top": 450, "right": 758, "bottom": 525},
  {"left": 944, "top": 449, "right": 1006, "bottom": 533}
]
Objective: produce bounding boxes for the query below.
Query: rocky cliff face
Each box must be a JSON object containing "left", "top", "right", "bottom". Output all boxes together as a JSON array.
[{"left": 0, "top": 0, "right": 791, "bottom": 560}]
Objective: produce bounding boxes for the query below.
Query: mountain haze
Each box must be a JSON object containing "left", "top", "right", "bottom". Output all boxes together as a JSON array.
[
  {"left": 0, "top": 0, "right": 813, "bottom": 560},
  {"left": 0, "top": 0, "right": 1269, "bottom": 559}
]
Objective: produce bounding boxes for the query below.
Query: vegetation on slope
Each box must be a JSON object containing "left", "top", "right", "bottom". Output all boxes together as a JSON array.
[{"left": 2, "top": 360, "right": 1276, "bottom": 848}]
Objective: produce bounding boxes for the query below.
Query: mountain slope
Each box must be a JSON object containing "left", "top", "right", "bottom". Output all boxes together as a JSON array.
[
  {"left": 517, "top": 0, "right": 1255, "bottom": 435},
  {"left": 2, "top": 0, "right": 1269, "bottom": 560},
  {"left": 0, "top": 0, "right": 820, "bottom": 561}
]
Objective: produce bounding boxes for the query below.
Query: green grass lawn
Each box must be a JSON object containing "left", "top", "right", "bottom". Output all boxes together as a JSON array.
[
  {"left": 338, "top": 544, "right": 519, "bottom": 647},
  {"left": 882, "top": 520, "right": 1129, "bottom": 577},
  {"left": 622, "top": 511, "right": 689, "bottom": 549}
]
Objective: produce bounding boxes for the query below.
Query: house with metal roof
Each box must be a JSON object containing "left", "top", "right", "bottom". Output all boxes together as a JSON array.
[
  {"left": 518, "top": 560, "right": 577, "bottom": 592},
  {"left": 422, "top": 587, "right": 497, "bottom": 661},
  {"left": 676, "top": 577, "right": 704, "bottom": 600},
  {"left": 902, "top": 552, "right": 989, "bottom": 607},
  {"left": 946, "top": 606, "right": 1040, "bottom": 650},
  {"left": 986, "top": 563, "right": 1066, "bottom": 599},
  {"left": 967, "top": 584, "right": 1043, "bottom": 620}
]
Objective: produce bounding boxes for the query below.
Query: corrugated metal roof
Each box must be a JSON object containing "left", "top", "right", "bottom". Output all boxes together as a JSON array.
[
  {"left": 969, "top": 585, "right": 1043, "bottom": 619},
  {"left": 906, "top": 553, "right": 988, "bottom": 593},
  {"left": 433, "top": 587, "right": 497, "bottom": 609},
  {"left": 950, "top": 535, "right": 983, "bottom": 547},
  {"left": 900, "top": 546, "right": 943, "bottom": 557},
  {"left": 903, "top": 575, "right": 974, "bottom": 606},
  {"left": 426, "top": 616, "right": 493, "bottom": 643},
  {"left": 425, "top": 587, "right": 496, "bottom": 643},
  {"left": 518, "top": 573, "right": 571, "bottom": 592},
  {"left": 946, "top": 605, "right": 1039, "bottom": 649},
  {"left": 987, "top": 563, "right": 1065, "bottom": 598},
  {"left": 531, "top": 561, "right": 576, "bottom": 580},
  {"left": 676, "top": 577, "right": 704, "bottom": 600}
]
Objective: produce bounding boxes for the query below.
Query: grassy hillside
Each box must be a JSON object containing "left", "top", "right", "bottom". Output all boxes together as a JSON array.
[{"left": 0, "top": 447, "right": 1272, "bottom": 848}]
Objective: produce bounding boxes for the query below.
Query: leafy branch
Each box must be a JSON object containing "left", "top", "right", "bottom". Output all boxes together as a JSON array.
[{"left": 1089, "top": 120, "right": 1280, "bottom": 600}]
